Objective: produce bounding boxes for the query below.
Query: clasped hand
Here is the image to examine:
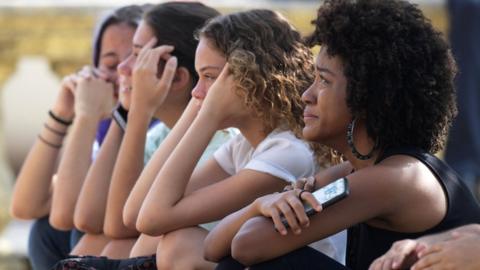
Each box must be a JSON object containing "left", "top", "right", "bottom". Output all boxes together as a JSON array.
[{"left": 73, "top": 66, "right": 116, "bottom": 120}]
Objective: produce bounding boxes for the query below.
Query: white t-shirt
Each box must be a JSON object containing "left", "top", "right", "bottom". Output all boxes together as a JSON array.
[
  {"left": 213, "top": 129, "right": 317, "bottom": 182},
  {"left": 213, "top": 129, "right": 346, "bottom": 264}
]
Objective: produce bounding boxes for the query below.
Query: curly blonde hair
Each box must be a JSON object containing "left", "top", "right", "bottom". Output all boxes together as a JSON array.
[{"left": 198, "top": 9, "right": 331, "bottom": 165}]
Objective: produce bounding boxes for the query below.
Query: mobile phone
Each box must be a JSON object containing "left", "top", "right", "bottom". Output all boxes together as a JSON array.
[
  {"left": 112, "top": 103, "right": 128, "bottom": 131},
  {"left": 281, "top": 177, "right": 349, "bottom": 228}
]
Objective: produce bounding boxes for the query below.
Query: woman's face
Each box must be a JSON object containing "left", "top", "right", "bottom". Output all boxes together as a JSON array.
[
  {"left": 117, "top": 21, "right": 155, "bottom": 109},
  {"left": 98, "top": 22, "right": 135, "bottom": 98},
  {"left": 191, "top": 37, "right": 227, "bottom": 106},
  {"left": 302, "top": 47, "right": 350, "bottom": 147}
]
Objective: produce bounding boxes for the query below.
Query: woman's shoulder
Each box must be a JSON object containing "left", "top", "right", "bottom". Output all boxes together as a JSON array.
[
  {"left": 256, "top": 129, "right": 312, "bottom": 154},
  {"left": 357, "top": 154, "right": 435, "bottom": 185},
  {"left": 351, "top": 154, "right": 444, "bottom": 212}
]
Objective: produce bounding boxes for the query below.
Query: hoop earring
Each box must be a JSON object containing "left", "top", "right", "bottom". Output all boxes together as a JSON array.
[{"left": 346, "top": 118, "right": 377, "bottom": 160}]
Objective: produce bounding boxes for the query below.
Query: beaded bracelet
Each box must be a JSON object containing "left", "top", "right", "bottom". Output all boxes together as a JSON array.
[
  {"left": 48, "top": 110, "right": 73, "bottom": 126},
  {"left": 38, "top": 134, "right": 62, "bottom": 149}
]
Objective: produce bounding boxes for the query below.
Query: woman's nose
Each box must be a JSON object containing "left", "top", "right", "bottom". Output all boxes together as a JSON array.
[
  {"left": 191, "top": 83, "right": 207, "bottom": 100},
  {"left": 117, "top": 56, "right": 132, "bottom": 77},
  {"left": 302, "top": 84, "right": 316, "bottom": 105}
]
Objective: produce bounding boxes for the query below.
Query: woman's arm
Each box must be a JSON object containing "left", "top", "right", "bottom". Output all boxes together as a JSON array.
[
  {"left": 10, "top": 75, "right": 76, "bottom": 219},
  {"left": 203, "top": 161, "right": 352, "bottom": 261},
  {"left": 74, "top": 121, "right": 123, "bottom": 234},
  {"left": 50, "top": 76, "right": 115, "bottom": 230},
  {"left": 102, "top": 106, "right": 151, "bottom": 238},
  {"left": 314, "top": 161, "right": 353, "bottom": 188},
  {"left": 203, "top": 202, "right": 260, "bottom": 262},
  {"left": 103, "top": 43, "right": 177, "bottom": 238},
  {"left": 123, "top": 100, "right": 200, "bottom": 229},
  {"left": 137, "top": 67, "right": 292, "bottom": 235},
  {"left": 230, "top": 158, "right": 448, "bottom": 266}
]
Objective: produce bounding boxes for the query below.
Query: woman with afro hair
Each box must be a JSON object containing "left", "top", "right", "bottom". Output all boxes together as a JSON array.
[{"left": 205, "top": 0, "right": 480, "bottom": 269}]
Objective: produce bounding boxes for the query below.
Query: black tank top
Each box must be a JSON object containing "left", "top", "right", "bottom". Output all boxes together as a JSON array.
[{"left": 346, "top": 147, "right": 480, "bottom": 270}]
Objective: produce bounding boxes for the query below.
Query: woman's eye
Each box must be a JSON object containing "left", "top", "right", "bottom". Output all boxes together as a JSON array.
[
  {"left": 318, "top": 74, "right": 329, "bottom": 85},
  {"left": 204, "top": 74, "right": 217, "bottom": 81}
]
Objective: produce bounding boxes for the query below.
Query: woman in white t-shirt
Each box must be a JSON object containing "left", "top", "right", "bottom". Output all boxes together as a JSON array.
[{"left": 134, "top": 9, "right": 335, "bottom": 269}]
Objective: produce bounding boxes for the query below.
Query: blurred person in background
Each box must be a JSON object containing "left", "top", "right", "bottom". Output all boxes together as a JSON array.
[
  {"left": 9, "top": 5, "right": 147, "bottom": 270},
  {"left": 444, "top": 0, "right": 480, "bottom": 200}
]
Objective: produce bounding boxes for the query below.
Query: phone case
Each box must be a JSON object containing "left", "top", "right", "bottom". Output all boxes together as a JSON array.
[
  {"left": 112, "top": 104, "right": 128, "bottom": 131},
  {"left": 280, "top": 177, "right": 350, "bottom": 228}
]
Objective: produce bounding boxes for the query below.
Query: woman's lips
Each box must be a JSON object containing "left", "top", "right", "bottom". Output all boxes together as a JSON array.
[{"left": 303, "top": 112, "right": 318, "bottom": 120}]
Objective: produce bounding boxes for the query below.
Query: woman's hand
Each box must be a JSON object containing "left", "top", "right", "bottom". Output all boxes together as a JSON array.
[
  {"left": 199, "top": 63, "right": 246, "bottom": 127},
  {"left": 73, "top": 70, "right": 115, "bottom": 120},
  {"left": 253, "top": 189, "right": 322, "bottom": 236},
  {"left": 369, "top": 224, "right": 480, "bottom": 270},
  {"left": 369, "top": 239, "right": 424, "bottom": 270},
  {"left": 283, "top": 176, "right": 316, "bottom": 193},
  {"left": 412, "top": 233, "right": 480, "bottom": 270},
  {"left": 131, "top": 37, "right": 176, "bottom": 117},
  {"left": 51, "top": 73, "right": 79, "bottom": 121}
]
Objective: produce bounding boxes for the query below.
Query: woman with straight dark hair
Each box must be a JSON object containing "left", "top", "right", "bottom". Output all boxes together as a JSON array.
[
  {"left": 10, "top": 5, "right": 146, "bottom": 269},
  {"left": 73, "top": 0, "right": 224, "bottom": 258}
]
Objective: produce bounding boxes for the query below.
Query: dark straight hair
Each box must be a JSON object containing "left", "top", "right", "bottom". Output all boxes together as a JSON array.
[
  {"left": 92, "top": 4, "right": 151, "bottom": 67},
  {"left": 143, "top": 1, "right": 220, "bottom": 86}
]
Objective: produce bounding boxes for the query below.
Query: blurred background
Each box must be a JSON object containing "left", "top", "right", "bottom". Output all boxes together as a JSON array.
[{"left": 0, "top": 0, "right": 456, "bottom": 269}]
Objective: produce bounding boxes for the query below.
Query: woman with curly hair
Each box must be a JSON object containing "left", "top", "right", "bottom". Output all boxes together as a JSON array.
[
  {"left": 131, "top": 9, "right": 338, "bottom": 269},
  {"left": 208, "top": 0, "right": 480, "bottom": 269}
]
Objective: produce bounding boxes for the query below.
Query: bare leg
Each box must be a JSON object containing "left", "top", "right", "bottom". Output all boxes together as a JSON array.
[
  {"left": 130, "top": 233, "right": 162, "bottom": 257},
  {"left": 100, "top": 238, "right": 136, "bottom": 259},
  {"left": 156, "top": 227, "right": 216, "bottom": 270},
  {"left": 70, "top": 233, "right": 110, "bottom": 256}
]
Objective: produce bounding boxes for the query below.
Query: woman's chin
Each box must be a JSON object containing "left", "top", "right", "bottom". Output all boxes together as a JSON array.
[{"left": 302, "top": 127, "right": 321, "bottom": 143}]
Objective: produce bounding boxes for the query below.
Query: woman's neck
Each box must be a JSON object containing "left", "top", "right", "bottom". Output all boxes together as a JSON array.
[
  {"left": 237, "top": 117, "right": 268, "bottom": 148},
  {"left": 155, "top": 101, "right": 188, "bottom": 129},
  {"left": 341, "top": 148, "right": 381, "bottom": 171}
]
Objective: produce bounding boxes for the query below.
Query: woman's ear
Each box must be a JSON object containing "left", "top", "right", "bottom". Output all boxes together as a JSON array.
[{"left": 170, "top": 66, "right": 192, "bottom": 92}]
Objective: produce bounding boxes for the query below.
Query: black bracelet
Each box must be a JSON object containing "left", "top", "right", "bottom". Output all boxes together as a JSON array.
[
  {"left": 38, "top": 134, "right": 62, "bottom": 149},
  {"left": 48, "top": 110, "right": 73, "bottom": 126},
  {"left": 44, "top": 123, "right": 67, "bottom": 136}
]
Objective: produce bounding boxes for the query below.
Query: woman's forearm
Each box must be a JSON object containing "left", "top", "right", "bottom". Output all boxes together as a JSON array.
[
  {"left": 123, "top": 100, "right": 200, "bottom": 228},
  {"left": 74, "top": 122, "right": 123, "bottom": 234},
  {"left": 50, "top": 114, "right": 99, "bottom": 230},
  {"left": 137, "top": 111, "right": 218, "bottom": 235},
  {"left": 204, "top": 202, "right": 260, "bottom": 262},
  {"left": 103, "top": 111, "right": 150, "bottom": 238},
  {"left": 10, "top": 115, "right": 69, "bottom": 219}
]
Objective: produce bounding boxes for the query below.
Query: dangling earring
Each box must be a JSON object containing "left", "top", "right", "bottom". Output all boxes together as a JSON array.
[{"left": 346, "top": 118, "right": 377, "bottom": 160}]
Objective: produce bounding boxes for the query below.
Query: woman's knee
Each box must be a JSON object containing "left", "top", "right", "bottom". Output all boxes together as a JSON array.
[{"left": 156, "top": 228, "right": 211, "bottom": 270}]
